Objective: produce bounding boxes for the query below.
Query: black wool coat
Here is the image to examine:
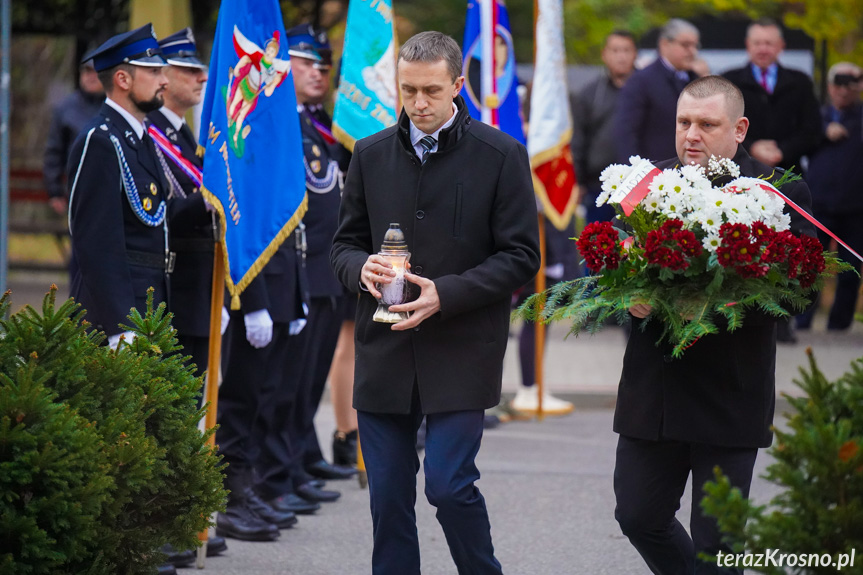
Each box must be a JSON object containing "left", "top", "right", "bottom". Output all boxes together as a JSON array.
[
  {"left": 331, "top": 96, "right": 541, "bottom": 414},
  {"left": 613, "top": 146, "right": 816, "bottom": 448},
  {"left": 722, "top": 64, "right": 821, "bottom": 171},
  {"left": 148, "top": 109, "right": 215, "bottom": 338}
]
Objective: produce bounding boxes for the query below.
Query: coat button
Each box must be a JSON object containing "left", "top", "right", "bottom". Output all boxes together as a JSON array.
[
  {"left": 414, "top": 327, "right": 421, "bottom": 332},
  {"left": 663, "top": 354, "right": 673, "bottom": 363},
  {"left": 416, "top": 210, "right": 425, "bottom": 219},
  {"left": 413, "top": 265, "right": 423, "bottom": 275}
]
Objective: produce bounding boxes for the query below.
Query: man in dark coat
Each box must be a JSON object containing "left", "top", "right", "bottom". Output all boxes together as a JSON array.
[
  {"left": 722, "top": 18, "right": 821, "bottom": 172},
  {"left": 722, "top": 18, "right": 821, "bottom": 344},
  {"left": 613, "top": 76, "right": 815, "bottom": 575},
  {"left": 45, "top": 60, "right": 104, "bottom": 216},
  {"left": 330, "top": 31, "right": 540, "bottom": 575},
  {"left": 613, "top": 19, "right": 700, "bottom": 163},
  {"left": 148, "top": 28, "right": 216, "bottom": 392},
  {"left": 797, "top": 62, "right": 863, "bottom": 331},
  {"left": 67, "top": 24, "right": 171, "bottom": 348}
]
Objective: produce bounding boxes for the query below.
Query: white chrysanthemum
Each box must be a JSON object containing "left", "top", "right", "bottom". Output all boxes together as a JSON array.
[
  {"left": 771, "top": 212, "right": 792, "bottom": 232},
  {"left": 720, "top": 194, "right": 753, "bottom": 225},
  {"left": 694, "top": 205, "right": 725, "bottom": 235},
  {"left": 597, "top": 163, "right": 632, "bottom": 206},
  {"left": 642, "top": 190, "right": 664, "bottom": 213},
  {"left": 702, "top": 233, "right": 722, "bottom": 253},
  {"left": 680, "top": 163, "right": 708, "bottom": 185}
]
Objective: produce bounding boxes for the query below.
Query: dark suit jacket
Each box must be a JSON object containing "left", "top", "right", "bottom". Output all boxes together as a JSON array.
[
  {"left": 67, "top": 103, "right": 170, "bottom": 335},
  {"left": 722, "top": 63, "right": 821, "bottom": 171},
  {"left": 298, "top": 107, "right": 344, "bottom": 298},
  {"left": 331, "top": 96, "right": 540, "bottom": 414},
  {"left": 148, "top": 109, "right": 215, "bottom": 337},
  {"left": 613, "top": 146, "right": 816, "bottom": 448},
  {"left": 613, "top": 59, "right": 696, "bottom": 164}
]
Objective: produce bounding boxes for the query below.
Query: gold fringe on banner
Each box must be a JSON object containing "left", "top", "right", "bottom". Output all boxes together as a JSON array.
[{"left": 200, "top": 185, "right": 309, "bottom": 310}]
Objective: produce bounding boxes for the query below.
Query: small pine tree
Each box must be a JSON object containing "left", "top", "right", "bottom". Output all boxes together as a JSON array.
[
  {"left": 0, "top": 287, "right": 225, "bottom": 574},
  {"left": 702, "top": 348, "right": 863, "bottom": 574}
]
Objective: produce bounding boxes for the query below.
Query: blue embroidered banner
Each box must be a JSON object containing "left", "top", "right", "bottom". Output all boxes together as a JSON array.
[
  {"left": 332, "top": 0, "right": 398, "bottom": 151},
  {"left": 462, "top": 0, "right": 525, "bottom": 144},
  {"left": 199, "top": 0, "right": 307, "bottom": 308}
]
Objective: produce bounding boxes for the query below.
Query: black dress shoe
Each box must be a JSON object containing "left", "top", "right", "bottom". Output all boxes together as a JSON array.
[
  {"left": 333, "top": 429, "right": 358, "bottom": 466},
  {"left": 206, "top": 536, "right": 228, "bottom": 557},
  {"left": 305, "top": 459, "right": 357, "bottom": 480},
  {"left": 296, "top": 481, "right": 341, "bottom": 503},
  {"left": 216, "top": 505, "right": 280, "bottom": 541},
  {"left": 267, "top": 492, "right": 321, "bottom": 515},
  {"left": 159, "top": 544, "right": 195, "bottom": 567},
  {"left": 157, "top": 564, "right": 177, "bottom": 575},
  {"left": 244, "top": 487, "right": 298, "bottom": 528}
]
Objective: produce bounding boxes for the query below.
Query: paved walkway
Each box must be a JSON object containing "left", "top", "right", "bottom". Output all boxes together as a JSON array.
[{"left": 6, "top": 274, "right": 860, "bottom": 573}]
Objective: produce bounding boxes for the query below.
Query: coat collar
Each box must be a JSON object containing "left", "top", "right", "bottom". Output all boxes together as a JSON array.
[{"left": 397, "top": 94, "right": 472, "bottom": 157}]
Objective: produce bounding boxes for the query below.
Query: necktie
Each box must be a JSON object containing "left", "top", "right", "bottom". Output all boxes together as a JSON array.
[
  {"left": 420, "top": 135, "right": 437, "bottom": 164},
  {"left": 759, "top": 68, "right": 771, "bottom": 94}
]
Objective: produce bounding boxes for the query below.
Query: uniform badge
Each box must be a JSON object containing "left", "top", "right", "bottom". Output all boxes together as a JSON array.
[
  {"left": 143, "top": 197, "right": 153, "bottom": 211},
  {"left": 310, "top": 160, "right": 321, "bottom": 173},
  {"left": 125, "top": 130, "right": 137, "bottom": 145},
  {"left": 100, "top": 124, "right": 108, "bottom": 131},
  {"left": 312, "top": 145, "right": 321, "bottom": 158},
  {"left": 166, "top": 127, "right": 177, "bottom": 141},
  {"left": 149, "top": 182, "right": 158, "bottom": 196}
]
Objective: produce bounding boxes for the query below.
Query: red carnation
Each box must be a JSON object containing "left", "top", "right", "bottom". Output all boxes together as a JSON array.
[
  {"left": 577, "top": 221, "right": 621, "bottom": 271},
  {"left": 644, "top": 219, "right": 699, "bottom": 271}
]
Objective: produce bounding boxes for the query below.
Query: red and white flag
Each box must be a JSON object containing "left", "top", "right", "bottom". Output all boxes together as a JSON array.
[{"left": 527, "top": 0, "right": 576, "bottom": 231}]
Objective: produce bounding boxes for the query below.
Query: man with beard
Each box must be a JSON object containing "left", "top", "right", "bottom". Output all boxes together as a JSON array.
[{"left": 67, "top": 24, "right": 172, "bottom": 348}]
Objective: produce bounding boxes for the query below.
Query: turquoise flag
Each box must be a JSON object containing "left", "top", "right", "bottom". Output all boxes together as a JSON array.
[
  {"left": 199, "top": 0, "right": 307, "bottom": 308},
  {"left": 332, "top": 0, "right": 398, "bottom": 151}
]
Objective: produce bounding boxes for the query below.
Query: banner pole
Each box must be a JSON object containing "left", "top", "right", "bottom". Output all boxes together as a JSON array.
[
  {"left": 535, "top": 212, "right": 546, "bottom": 421},
  {"left": 196, "top": 237, "right": 226, "bottom": 569}
]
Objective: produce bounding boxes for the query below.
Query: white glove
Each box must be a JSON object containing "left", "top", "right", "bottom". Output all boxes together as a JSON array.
[
  {"left": 107, "top": 330, "right": 136, "bottom": 350},
  {"left": 244, "top": 309, "right": 273, "bottom": 348},
  {"left": 221, "top": 307, "right": 231, "bottom": 335},
  {"left": 289, "top": 318, "right": 307, "bottom": 336}
]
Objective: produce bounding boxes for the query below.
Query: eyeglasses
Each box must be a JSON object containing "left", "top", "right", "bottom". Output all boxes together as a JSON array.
[{"left": 670, "top": 38, "right": 701, "bottom": 51}]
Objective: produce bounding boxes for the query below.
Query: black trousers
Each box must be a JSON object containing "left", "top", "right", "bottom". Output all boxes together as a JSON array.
[
  {"left": 614, "top": 435, "right": 758, "bottom": 575},
  {"left": 217, "top": 317, "right": 298, "bottom": 491},
  {"left": 177, "top": 333, "right": 209, "bottom": 408},
  {"left": 293, "top": 296, "right": 344, "bottom": 467}
]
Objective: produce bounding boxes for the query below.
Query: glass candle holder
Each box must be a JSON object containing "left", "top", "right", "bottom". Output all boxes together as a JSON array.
[{"left": 373, "top": 223, "right": 412, "bottom": 323}]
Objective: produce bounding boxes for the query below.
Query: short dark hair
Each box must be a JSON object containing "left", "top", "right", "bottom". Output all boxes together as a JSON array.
[
  {"left": 97, "top": 63, "right": 135, "bottom": 94},
  {"left": 680, "top": 75, "right": 745, "bottom": 119},
  {"left": 398, "top": 31, "right": 463, "bottom": 83},
  {"left": 606, "top": 30, "right": 636, "bottom": 47},
  {"left": 747, "top": 18, "right": 783, "bottom": 40}
]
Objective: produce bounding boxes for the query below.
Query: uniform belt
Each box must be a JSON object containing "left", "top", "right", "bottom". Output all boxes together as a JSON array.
[
  {"left": 127, "top": 249, "right": 176, "bottom": 273},
  {"left": 171, "top": 238, "right": 216, "bottom": 253}
]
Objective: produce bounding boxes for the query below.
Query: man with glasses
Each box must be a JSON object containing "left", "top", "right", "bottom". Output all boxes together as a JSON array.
[
  {"left": 613, "top": 18, "right": 700, "bottom": 163},
  {"left": 797, "top": 63, "right": 863, "bottom": 332}
]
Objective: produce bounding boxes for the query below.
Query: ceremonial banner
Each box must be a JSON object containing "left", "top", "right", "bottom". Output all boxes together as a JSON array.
[
  {"left": 199, "top": 0, "right": 307, "bottom": 309},
  {"left": 332, "top": 0, "right": 398, "bottom": 151},
  {"left": 527, "top": 0, "right": 576, "bottom": 230},
  {"left": 462, "top": 0, "right": 525, "bottom": 143}
]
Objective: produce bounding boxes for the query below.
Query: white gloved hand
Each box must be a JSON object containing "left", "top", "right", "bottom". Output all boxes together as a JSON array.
[
  {"left": 107, "top": 330, "right": 136, "bottom": 350},
  {"left": 221, "top": 307, "right": 231, "bottom": 335},
  {"left": 289, "top": 302, "right": 309, "bottom": 336},
  {"left": 244, "top": 309, "right": 273, "bottom": 348},
  {"left": 289, "top": 318, "right": 307, "bottom": 336}
]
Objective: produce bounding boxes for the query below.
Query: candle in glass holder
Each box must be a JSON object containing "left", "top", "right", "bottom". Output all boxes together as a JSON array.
[{"left": 373, "top": 223, "right": 412, "bottom": 323}]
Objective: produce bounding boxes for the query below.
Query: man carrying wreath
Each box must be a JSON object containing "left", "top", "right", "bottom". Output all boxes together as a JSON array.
[{"left": 613, "top": 75, "right": 816, "bottom": 575}]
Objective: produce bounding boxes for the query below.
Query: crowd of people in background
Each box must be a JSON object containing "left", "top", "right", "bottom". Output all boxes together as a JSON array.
[{"left": 39, "top": 13, "right": 861, "bottom": 574}]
